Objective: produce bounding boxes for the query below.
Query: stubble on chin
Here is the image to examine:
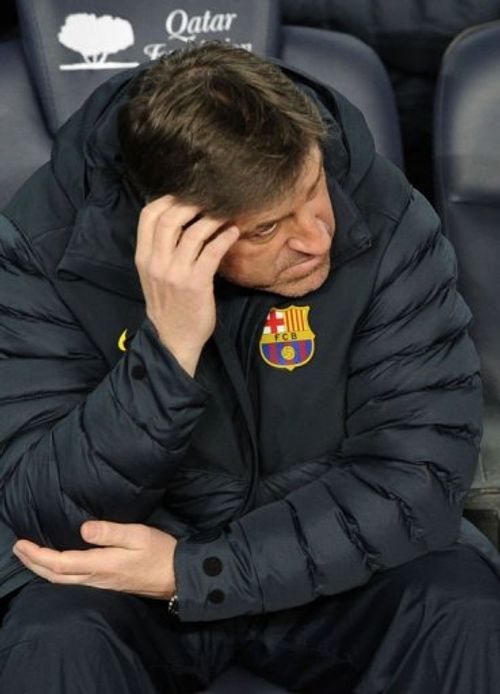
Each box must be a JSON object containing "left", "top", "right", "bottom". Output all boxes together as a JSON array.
[
  {"left": 267, "top": 258, "right": 331, "bottom": 297},
  {"left": 218, "top": 256, "right": 331, "bottom": 297}
]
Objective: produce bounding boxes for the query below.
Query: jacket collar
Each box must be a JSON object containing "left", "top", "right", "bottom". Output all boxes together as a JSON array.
[
  {"left": 55, "top": 168, "right": 144, "bottom": 300},
  {"left": 329, "top": 179, "right": 372, "bottom": 269}
]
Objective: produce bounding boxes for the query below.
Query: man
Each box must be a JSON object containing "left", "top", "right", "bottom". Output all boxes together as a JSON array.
[{"left": 0, "top": 43, "right": 499, "bottom": 692}]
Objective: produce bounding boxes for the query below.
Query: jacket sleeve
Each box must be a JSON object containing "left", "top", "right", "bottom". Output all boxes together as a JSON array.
[
  {"left": 0, "top": 215, "right": 208, "bottom": 550},
  {"left": 173, "top": 190, "right": 482, "bottom": 622}
]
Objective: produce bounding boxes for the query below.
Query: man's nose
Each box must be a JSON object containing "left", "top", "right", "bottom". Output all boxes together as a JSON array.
[{"left": 287, "top": 209, "right": 332, "bottom": 256}]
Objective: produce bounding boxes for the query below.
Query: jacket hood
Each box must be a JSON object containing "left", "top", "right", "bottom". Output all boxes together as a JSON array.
[{"left": 8, "top": 60, "right": 376, "bottom": 300}]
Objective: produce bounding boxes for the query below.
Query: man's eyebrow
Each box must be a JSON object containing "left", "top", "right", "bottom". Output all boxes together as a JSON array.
[{"left": 242, "top": 155, "right": 324, "bottom": 235}]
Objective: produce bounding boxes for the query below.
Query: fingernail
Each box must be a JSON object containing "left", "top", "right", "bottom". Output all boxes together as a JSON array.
[{"left": 82, "top": 523, "right": 96, "bottom": 540}]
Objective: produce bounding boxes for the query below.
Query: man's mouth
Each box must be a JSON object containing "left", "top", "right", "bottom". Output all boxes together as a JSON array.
[{"left": 285, "top": 255, "right": 326, "bottom": 276}]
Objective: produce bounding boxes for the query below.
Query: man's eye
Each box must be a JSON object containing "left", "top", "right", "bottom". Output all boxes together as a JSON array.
[
  {"left": 256, "top": 222, "right": 278, "bottom": 236},
  {"left": 244, "top": 221, "right": 279, "bottom": 243}
]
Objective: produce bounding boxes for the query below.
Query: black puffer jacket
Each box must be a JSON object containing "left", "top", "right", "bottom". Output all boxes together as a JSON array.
[{"left": 0, "top": 63, "right": 493, "bottom": 622}]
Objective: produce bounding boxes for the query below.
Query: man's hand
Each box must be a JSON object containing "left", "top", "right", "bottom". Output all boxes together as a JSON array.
[
  {"left": 12, "top": 521, "right": 178, "bottom": 600},
  {"left": 135, "top": 196, "right": 240, "bottom": 376}
]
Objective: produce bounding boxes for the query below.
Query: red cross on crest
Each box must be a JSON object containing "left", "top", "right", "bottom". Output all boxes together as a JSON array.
[{"left": 264, "top": 310, "right": 286, "bottom": 334}]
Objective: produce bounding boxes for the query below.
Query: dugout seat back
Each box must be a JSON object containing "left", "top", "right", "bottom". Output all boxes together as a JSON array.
[
  {"left": 15, "top": 0, "right": 281, "bottom": 136},
  {"left": 0, "top": 38, "right": 52, "bottom": 207},
  {"left": 0, "top": 0, "right": 405, "bottom": 209},
  {"left": 281, "top": 25, "right": 404, "bottom": 169},
  {"left": 434, "top": 20, "right": 500, "bottom": 544}
]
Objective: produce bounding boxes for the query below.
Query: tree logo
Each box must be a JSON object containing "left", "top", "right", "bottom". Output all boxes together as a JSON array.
[{"left": 58, "top": 13, "right": 140, "bottom": 70}]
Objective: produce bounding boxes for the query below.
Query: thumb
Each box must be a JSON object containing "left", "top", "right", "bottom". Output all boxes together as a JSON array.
[{"left": 81, "top": 520, "right": 133, "bottom": 548}]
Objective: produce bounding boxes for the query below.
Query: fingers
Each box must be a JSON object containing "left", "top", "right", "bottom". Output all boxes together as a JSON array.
[
  {"left": 136, "top": 194, "right": 237, "bottom": 271},
  {"left": 136, "top": 196, "right": 201, "bottom": 266},
  {"left": 172, "top": 217, "right": 235, "bottom": 265},
  {"left": 81, "top": 520, "right": 146, "bottom": 549},
  {"left": 13, "top": 522, "right": 144, "bottom": 582},
  {"left": 13, "top": 526, "right": 179, "bottom": 597},
  {"left": 13, "top": 541, "right": 94, "bottom": 580},
  {"left": 134, "top": 196, "right": 240, "bottom": 363},
  {"left": 196, "top": 225, "right": 240, "bottom": 274}
]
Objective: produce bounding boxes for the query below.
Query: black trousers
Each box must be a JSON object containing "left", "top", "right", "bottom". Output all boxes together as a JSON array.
[{"left": 1, "top": 544, "right": 499, "bottom": 693}]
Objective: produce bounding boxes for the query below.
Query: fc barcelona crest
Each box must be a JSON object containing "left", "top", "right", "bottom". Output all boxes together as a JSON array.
[{"left": 259, "top": 305, "right": 315, "bottom": 371}]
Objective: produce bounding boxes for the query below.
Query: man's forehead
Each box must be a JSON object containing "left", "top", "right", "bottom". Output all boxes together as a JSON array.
[{"left": 237, "top": 146, "right": 324, "bottom": 229}]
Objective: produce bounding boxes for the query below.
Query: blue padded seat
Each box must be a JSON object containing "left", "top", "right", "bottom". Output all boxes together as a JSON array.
[
  {"left": 0, "top": 39, "right": 51, "bottom": 207},
  {"left": 434, "top": 21, "right": 500, "bottom": 532},
  {"left": 15, "top": 0, "right": 280, "bottom": 135},
  {"left": 281, "top": 25, "right": 404, "bottom": 169},
  {"left": 1, "top": 4, "right": 404, "bottom": 208}
]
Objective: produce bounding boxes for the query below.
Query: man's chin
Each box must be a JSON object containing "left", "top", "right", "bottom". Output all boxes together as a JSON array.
[
  {"left": 270, "top": 261, "right": 330, "bottom": 297},
  {"left": 217, "top": 258, "right": 331, "bottom": 297}
]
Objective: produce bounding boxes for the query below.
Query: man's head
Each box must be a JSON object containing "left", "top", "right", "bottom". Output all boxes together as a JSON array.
[
  {"left": 119, "top": 42, "right": 335, "bottom": 296},
  {"left": 219, "top": 143, "right": 334, "bottom": 296}
]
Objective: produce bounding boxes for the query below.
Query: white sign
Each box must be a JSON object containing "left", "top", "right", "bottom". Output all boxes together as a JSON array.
[
  {"left": 58, "top": 9, "right": 252, "bottom": 71},
  {"left": 58, "top": 13, "right": 139, "bottom": 70},
  {"left": 165, "top": 9, "right": 237, "bottom": 42},
  {"left": 144, "top": 8, "right": 251, "bottom": 60}
]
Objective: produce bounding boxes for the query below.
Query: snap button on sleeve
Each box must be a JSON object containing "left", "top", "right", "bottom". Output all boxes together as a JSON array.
[
  {"left": 203, "top": 556, "right": 223, "bottom": 576},
  {"left": 208, "top": 589, "right": 225, "bottom": 604},
  {"left": 131, "top": 365, "right": 147, "bottom": 380}
]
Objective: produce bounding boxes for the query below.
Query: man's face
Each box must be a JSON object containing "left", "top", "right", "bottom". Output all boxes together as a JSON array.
[{"left": 218, "top": 145, "right": 335, "bottom": 297}]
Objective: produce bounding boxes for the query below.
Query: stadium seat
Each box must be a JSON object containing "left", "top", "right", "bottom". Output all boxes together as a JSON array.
[
  {"left": 0, "top": 38, "right": 52, "bottom": 208},
  {"left": 434, "top": 20, "right": 500, "bottom": 548},
  {"left": 15, "top": 0, "right": 281, "bottom": 135},
  {"left": 0, "top": 1, "right": 405, "bottom": 210},
  {"left": 281, "top": 25, "right": 404, "bottom": 169}
]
